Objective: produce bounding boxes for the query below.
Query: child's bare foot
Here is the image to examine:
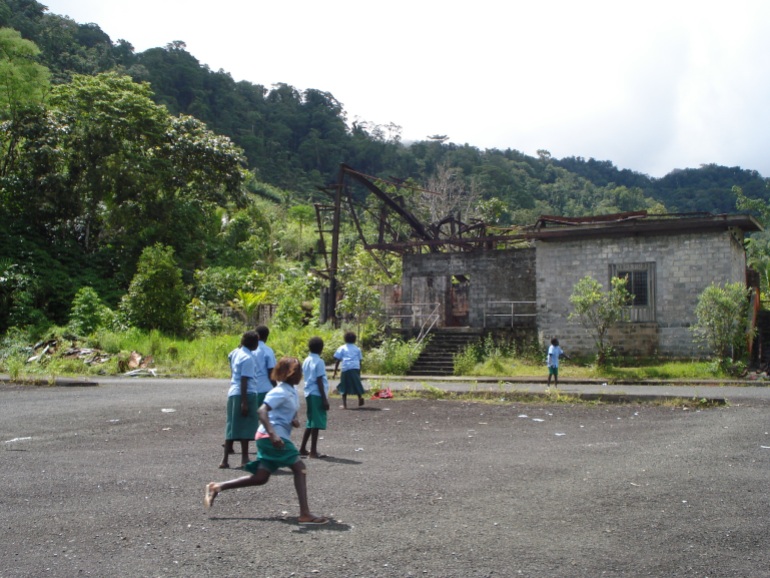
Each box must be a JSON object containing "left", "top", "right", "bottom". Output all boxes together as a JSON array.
[
  {"left": 308, "top": 453, "right": 328, "bottom": 459},
  {"left": 298, "top": 514, "right": 329, "bottom": 525},
  {"left": 204, "top": 483, "right": 219, "bottom": 509},
  {"left": 299, "top": 449, "right": 310, "bottom": 457},
  {"left": 218, "top": 461, "right": 229, "bottom": 469}
]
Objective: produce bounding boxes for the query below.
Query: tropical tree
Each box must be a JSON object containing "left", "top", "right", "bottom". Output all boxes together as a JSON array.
[
  {"left": 0, "top": 28, "right": 50, "bottom": 181},
  {"left": 229, "top": 289, "right": 269, "bottom": 327},
  {"left": 10, "top": 72, "right": 247, "bottom": 280},
  {"left": 0, "top": 27, "right": 49, "bottom": 121},
  {"left": 336, "top": 247, "right": 398, "bottom": 337},
  {"left": 119, "top": 244, "right": 188, "bottom": 334},
  {"left": 287, "top": 204, "right": 316, "bottom": 252},
  {"left": 568, "top": 275, "right": 633, "bottom": 366}
]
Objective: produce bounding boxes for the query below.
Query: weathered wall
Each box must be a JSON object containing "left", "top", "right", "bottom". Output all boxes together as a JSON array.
[
  {"left": 402, "top": 248, "right": 536, "bottom": 328},
  {"left": 536, "top": 230, "right": 747, "bottom": 357}
]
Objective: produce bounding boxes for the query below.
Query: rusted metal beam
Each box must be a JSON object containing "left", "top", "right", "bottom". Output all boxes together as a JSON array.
[{"left": 340, "top": 163, "right": 435, "bottom": 244}]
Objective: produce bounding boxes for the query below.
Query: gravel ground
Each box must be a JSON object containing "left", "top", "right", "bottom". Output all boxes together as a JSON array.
[{"left": 2, "top": 379, "right": 770, "bottom": 578}]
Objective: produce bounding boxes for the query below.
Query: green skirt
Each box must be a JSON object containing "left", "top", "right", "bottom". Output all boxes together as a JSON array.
[
  {"left": 336, "top": 368, "right": 365, "bottom": 395},
  {"left": 224, "top": 393, "right": 259, "bottom": 440},
  {"left": 305, "top": 394, "right": 328, "bottom": 429},
  {"left": 244, "top": 437, "right": 300, "bottom": 473}
]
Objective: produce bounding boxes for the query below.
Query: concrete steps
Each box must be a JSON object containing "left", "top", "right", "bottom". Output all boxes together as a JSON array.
[{"left": 407, "top": 330, "right": 483, "bottom": 376}]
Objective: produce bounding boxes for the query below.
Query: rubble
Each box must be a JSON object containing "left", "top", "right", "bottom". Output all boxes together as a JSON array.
[{"left": 26, "top": 339, "right": 154, "bottom": 374}]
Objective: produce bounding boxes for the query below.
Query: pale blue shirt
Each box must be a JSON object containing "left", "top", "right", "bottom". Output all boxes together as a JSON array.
[
  {"left": 334, "top": 343, "right": 362, "bottom": 371},
  {"left": 302, "top": 353, "right": 329, "bottom": 398},
  {"left": 227, "top": 346, "right": 258, "bottom": 397},
  {"left": 254, "top": 341, "right": 277, "bottom": 394},
  {"left": 547, "top": 345, "right": 564, "bottom": 368},
  {"left": 257, "top": 382, "right": 299, "bottom": 440}
]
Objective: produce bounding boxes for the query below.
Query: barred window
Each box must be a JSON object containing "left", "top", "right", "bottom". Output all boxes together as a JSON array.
[
  {"left": 617, "top": 269, "right": 648, "bottom": 306},
  {"left": 609, "top": 262, "right": 656, "bottom": 322}
]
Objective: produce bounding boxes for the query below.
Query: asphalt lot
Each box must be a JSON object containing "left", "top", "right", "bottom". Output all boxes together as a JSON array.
[{"left": 2, "top": 376, "right": 770, "bottom": 577}]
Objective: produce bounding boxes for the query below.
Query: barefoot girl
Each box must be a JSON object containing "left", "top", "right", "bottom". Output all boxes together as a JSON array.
[
  {"left": 220, "top": 330, "right": 260, "bottom": 468},
  {"left": 332, "top": 331, "right": 365, "bottom": 409},
  {"left": 300, "top": 337, "right": 330, "bottom": 459},
  {"left": 205, "top": 357, "right": 329, "bottom": 525}
]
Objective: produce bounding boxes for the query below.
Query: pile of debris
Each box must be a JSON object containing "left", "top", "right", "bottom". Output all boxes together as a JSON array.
[
  {"left": 26, "top": 339, "right": 155, "bottom": 376},
  {"left": 117, "top": 350, "right": 156, "bottom": 375}
]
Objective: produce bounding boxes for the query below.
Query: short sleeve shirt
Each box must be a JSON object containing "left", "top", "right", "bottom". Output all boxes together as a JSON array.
[
  {"left": 302, "top": 353, "right": 329, "bottom": 398},
  {"left": 334, "top": 343, "right": 362, "bottom": 372},
  {"left": 257, "top": 382, "right": 299, "bottom": 440},
  {"left": 254, "top": 341, "right": 277, "bottom": 394},
  {"left": 227, "top": 346, "right": 258, "bottom": 396},
  {"left": 547, "top": 345, "right": 564, "bottom": 368}
]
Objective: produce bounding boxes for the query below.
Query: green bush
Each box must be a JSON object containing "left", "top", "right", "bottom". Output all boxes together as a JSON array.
[
  {"left": 692, "top": 281, "right": 753, "bottom": 364},
  {"left": 453, "top": 347, "right": 477, "bottom": 376},
  {"left": 366, "top": 337, "right": 424, "bottom": 375},
  {"left": 69, "top": 287, "right": 112, "bottom": 336}
]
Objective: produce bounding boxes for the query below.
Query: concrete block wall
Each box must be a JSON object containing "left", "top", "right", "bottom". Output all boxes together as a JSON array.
[
  {"left": 536, "top": 230, "right": 747, "bottom": 357},
  {"left": 402, "top": 248, "right": 536, "bottom": 328}
]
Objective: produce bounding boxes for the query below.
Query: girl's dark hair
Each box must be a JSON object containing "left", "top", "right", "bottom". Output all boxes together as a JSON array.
[
  {"left": 241, "top": 330, "right": 260, "bottom": 350},
  {"left": 344, "top": 331, "right": 356, "bottom": 344},
  {"left": 551, "top": 338, "right": 559, "bottom": 346},
  {"left": 272, "top": 357, "right": 301, "bottom": 383},
  {"left": 255, "top": 325, "right": 270, "bottom": 341},
  {"left": 308, "top": 336, "right": 324, "bottom": 354}
]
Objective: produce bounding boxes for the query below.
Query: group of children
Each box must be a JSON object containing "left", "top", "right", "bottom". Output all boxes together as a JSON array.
[
  {"left": 209, "top": 330, "right": 569, "bottom": 524},
  {"left": 206, "top": 329, "right": 365, "bottom": 525}
]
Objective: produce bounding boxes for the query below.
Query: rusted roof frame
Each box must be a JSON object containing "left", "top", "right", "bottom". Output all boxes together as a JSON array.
[
  {"left": 363, "top": 212, "right": 762, "bottom": 251},
  {"left": 530, "top": 213, "right": 762, "bottom": 241},
  {"left": 365, "top": 233, "right": 533, "bottom": 253},
  {"left": 535, "top": 211, "right": 648, "bottom": 228}
]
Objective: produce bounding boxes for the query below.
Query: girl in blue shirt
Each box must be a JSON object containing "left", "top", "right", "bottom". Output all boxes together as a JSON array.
[
  {"left": 332, "top": 331, "right": 365, "bottom": 409},
  {"left": 220, "top": 331, "right": 260, "bottom": 468},
  {"left": 300, "top": 337, "right": 330, "bottom": 459},
  {"left": 205, "top": 357, "right": 329, "bottom": 525}
]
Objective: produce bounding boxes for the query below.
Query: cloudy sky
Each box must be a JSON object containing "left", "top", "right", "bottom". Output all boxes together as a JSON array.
[{"left": 43, "top": 0, "right": 770, "bottom": 178}]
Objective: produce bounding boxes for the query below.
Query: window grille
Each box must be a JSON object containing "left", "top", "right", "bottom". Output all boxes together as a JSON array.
[{"left": 609, "top": 262, "right": 656, "bottom": 322}]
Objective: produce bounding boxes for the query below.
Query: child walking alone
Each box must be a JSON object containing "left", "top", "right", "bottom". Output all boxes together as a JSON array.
[
  {"left": 547, "top": 337, "right": 570, "bottom": 388},
  {"left": 204, "top": 357, "right": 329, "bottom": 525},
  {"left": 300, "top": 337, "right": 330, "bottom": 459},
  {"left": 332, "top": 331, "right": 365, "bottom": 409}
]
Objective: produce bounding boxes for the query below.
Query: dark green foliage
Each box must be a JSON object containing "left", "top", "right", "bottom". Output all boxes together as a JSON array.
[
  {"left": 192, "top": 266, "right": 252, "bottom": 305},
  {"left": 119, "top": 244, "right": 188, "bottom": 335},
  {"left": 553, "top": 156, "right": 653, "bottom": 189},
  {"left": 653, "top": 164, "right": 768, "bottom": 213}
]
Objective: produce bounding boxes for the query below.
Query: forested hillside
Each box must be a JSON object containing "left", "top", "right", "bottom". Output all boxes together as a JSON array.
[{"left": 1, "top": 0, "right": 768, "bottom": 338}]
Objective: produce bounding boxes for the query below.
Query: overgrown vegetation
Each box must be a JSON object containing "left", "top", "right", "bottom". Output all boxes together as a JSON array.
[
  {"left": 365, "top": 337, "right": 426, "bottom": 376},
  {"left": 454, "top": 334, "right": 542, "bottom": 376}
]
